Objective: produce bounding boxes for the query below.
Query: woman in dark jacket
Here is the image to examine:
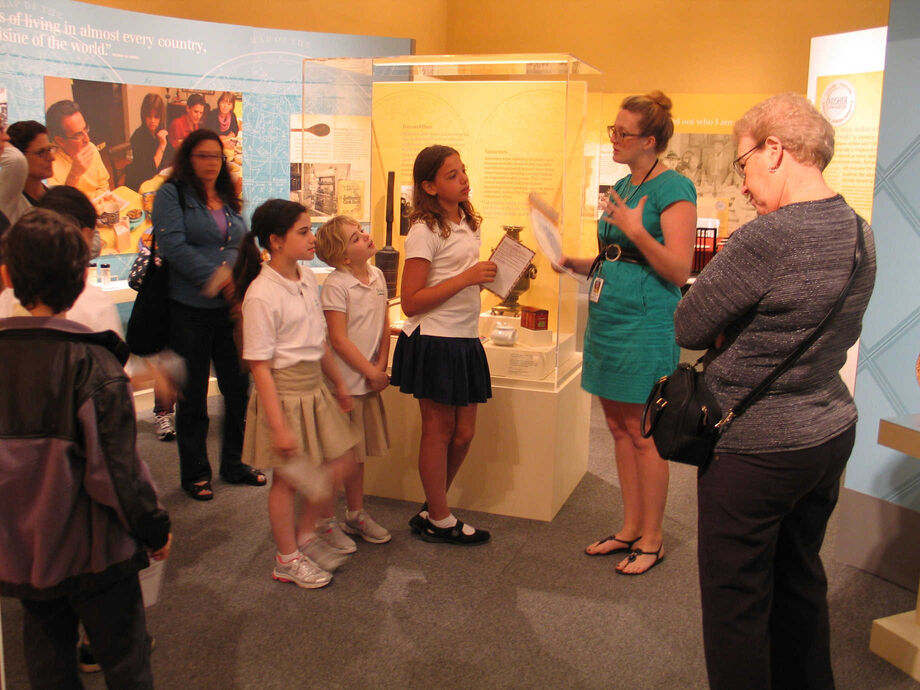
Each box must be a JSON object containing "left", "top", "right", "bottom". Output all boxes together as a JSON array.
[
  {"left": 153, "top": 128, "right": 265, "bottom": 500},
  {"left": 674, "top": 93, "right": 877, "bottom": 690},
  {"left": 204, "top": 92, "right": 240, "bottom": 140},
  {"left": 125, "top": 93, "right": 173, "bottom": 191}
]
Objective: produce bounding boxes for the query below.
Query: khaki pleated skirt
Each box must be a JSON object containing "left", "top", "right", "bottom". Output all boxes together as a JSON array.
[
  {"left": 349, "top": 391, "right": 390, "bottom": 462},
  {"left": 242, "top": 361, "right": 360, "bottom": 468}
]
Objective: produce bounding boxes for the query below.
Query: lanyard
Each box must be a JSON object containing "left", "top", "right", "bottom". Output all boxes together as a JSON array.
[{"left": 592, "top": 159, "right": 659, "bottom": 277}]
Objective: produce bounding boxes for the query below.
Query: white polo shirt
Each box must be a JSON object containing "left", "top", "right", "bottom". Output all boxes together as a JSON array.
[
  {"left": 0, "top": 283, "right": 122, "bottom": 335},
  {"left": 401, "top": 217, "right": 481, "bottom": 338},
  {"left": 242, "top": 263, "right": 325, "bottom": 369},
  {"left": 321, "top": 265, "right": 388, "bottom": 395}
]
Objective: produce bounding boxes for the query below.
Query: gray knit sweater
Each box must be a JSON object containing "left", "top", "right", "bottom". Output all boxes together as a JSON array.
[{"left": 674, "top": 195, "right": 876, "bottom": 453}]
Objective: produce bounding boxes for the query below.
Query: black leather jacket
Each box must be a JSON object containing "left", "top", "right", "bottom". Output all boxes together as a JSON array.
[{"left": 0, "top": 316, "right": 170, "bottom": 599}]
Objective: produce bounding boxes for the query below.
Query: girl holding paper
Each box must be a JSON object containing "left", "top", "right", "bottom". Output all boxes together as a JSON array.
[
  {"left": 391, "top": 145, "right": 496, "bottom": 546},
  {"left": 559, "top": 92, "right": 697, "bottom": 575}
]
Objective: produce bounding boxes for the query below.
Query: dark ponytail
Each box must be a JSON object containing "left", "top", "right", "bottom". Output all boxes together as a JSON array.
[
  {"left": 232, "top": 231, "right": 263, "bottom": 300},
  {"left": 232, "top": 198, "right": 308, "bottom": 299}
]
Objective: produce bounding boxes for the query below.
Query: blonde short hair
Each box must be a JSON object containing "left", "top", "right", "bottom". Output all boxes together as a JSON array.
[
  {"left": 315, "top": 215, "right": 361, "bottom": 267},
  {"left": 733, "top": 92, "right": 835, "bottom": 171}
]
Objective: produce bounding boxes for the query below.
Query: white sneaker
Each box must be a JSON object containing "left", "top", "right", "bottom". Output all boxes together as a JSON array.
[
  {"left": 343, "top": 510, "right": 392, "bottom": 544},
  {"left": 300, "top": 536, "right": 349, "bottom": 572},
  {"left": 155, "top": 413, "right": 175, "bottom": 442},
  {"left": 317, "top": 517, "right": 357, "bottom": 553},
  {"left": 272, "top": 554, "right": 332, "bottom": 589}
]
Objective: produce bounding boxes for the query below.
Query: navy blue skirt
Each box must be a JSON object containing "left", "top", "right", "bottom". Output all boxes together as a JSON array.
[{"left": 391, "top": 327, "right": 492, "bottom": 406}]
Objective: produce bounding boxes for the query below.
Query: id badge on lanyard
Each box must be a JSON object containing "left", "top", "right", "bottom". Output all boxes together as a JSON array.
[{"left": 589, "top": 276, "right": 604, "bottom": 303}]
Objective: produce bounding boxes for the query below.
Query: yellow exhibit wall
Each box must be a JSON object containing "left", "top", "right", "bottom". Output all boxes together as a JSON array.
[
  {"left": 444, "top": 1, "right": 889, "bottom": 95},
  {"left": 80, "top": 1, "right": 888, "bottom": 97},
  {"left": 370, "top": 79, "right": 586, "bottom": 329}
]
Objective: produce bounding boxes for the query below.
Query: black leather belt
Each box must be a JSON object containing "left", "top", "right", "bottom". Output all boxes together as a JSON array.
[{"left": 588, "top": 243, "right": 649, "bottom": 278}]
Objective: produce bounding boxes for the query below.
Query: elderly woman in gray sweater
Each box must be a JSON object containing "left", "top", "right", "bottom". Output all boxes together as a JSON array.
[{"left": 674, "top": 93, "right": 876, "bottom": 690}]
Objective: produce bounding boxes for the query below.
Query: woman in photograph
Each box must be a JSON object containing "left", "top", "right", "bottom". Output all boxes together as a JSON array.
[
  {"left": 559, "top": 91, "right": 697, "bottom": 575},
  {"left": 125, "top": 93, "right": 173, "bottom": 191},
  {"left": 204, "top": 92, "right": 240, "bottom": 140},
  {"left": 6, "top": 120, "right": 53, "bottom": 204},
  {"left": 674, "top": 93, "right": 876, "bottom": 689},
  {"left": 153, "top": 128, "right": 265, "bottom": 501}
]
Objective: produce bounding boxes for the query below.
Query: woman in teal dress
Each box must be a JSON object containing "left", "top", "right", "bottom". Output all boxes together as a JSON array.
[{"left": 560, "top": 91, "right": 696, "bottom": 574}]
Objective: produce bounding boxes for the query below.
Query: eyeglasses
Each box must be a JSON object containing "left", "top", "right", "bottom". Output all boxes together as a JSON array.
[
  {"left": 191, "top": 152, "right": 225, "bottom": 162},
  {"left": 607, "top": 125, "right": 643, "bottom": 143},
  {"left": 27, "top": 145, "right": 59, "bottom": 157},
  {"left": 64, "top": 126, "right": 90, "bottom": 142},
  {"left": 732, "top": 142, "right": 764, "bottom": 178}
]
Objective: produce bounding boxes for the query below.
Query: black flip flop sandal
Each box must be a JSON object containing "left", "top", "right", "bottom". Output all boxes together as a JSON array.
[
  {"left": 585, "top": 534, "right": 640, "bottom": 556},
  {"left": 616, "top": 547, "right": 665, "bottom": 576}
]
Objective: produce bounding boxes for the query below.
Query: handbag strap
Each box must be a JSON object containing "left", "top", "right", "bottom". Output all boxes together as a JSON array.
[
  {"left": 715, "top": 213, "right": 865, "bottom": 430},
  {"left": 148, "top": 181, "right": 185, "bottom": 258}
]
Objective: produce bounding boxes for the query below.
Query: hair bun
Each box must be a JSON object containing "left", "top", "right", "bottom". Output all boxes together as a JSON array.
[{"left": 646, "top": 91, "right": 672, "bottom": 112}]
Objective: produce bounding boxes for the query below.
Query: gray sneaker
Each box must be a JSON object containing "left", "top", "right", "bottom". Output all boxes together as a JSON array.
[
  {"left": 343, "top": 510, "right": 392, "bottom": 544},
  {"left": 317, "top": 518, "right": 357, "bottom": 554},
  {"left": 300, "top": 536, "right": 349, "bottom": 572},
  {"left": 272, "top": 554, "right": 332, "bottom": 589},
  {"left": 155, "top": 413, "right": 175, "bottom": 442}
]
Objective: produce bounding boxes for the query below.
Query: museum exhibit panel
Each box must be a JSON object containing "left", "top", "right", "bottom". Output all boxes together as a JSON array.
[{"left": 301, "top": 54, "right": 599, "bottom": 520}]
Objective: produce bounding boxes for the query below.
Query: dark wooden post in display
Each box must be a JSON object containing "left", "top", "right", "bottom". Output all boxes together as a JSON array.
[{"left": 375, "top": 171, "right": 400, "bottom": 299}]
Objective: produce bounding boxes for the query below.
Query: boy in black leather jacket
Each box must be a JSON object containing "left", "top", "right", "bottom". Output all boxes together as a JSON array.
[{"left": 0, "top": 209, "right": 172, "bottom": 689}]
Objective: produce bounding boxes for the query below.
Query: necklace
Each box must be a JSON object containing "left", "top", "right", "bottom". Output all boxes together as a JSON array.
[{"left": 622, "top": 158, "right": 659, "bottom": 206}]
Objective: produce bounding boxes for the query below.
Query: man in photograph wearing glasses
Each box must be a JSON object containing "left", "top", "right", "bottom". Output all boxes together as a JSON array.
[{"left": 46, "top": 100, "right": 110, "bottom": 198}]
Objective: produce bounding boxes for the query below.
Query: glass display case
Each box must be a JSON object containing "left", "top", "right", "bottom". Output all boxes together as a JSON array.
[{"left": 301, "top": 54, "right": 598, "bottom": 391}]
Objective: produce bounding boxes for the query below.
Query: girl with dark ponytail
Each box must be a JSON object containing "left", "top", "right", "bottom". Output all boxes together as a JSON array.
[{"left": 235, "top": 199, "right": 360, "bottom": 589}]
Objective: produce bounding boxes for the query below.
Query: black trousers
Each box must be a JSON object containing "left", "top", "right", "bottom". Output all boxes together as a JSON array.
[
  {"left": 20, "top": 573, "right": 152, "bottom": 690},
  {"left": 168, "top": 300, "right": 249, "bottom": 487},
  {"left": 697, "top": 425, "right": 856, "bottom": 690}
]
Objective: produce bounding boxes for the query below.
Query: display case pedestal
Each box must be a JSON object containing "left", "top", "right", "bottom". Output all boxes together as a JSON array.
[
  {"left": 365, "top": 359, "right": 589, "bottom": 522},
  {"left": 869, "top": 415, "right": 920, "bottom": 681}
]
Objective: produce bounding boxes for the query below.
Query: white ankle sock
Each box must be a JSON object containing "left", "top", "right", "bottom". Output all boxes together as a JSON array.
[
  {"left": 345, "top": 509, "right": 362, "bottom": 521},
  {"left": 277, "top": 550, "right": 299, "bottom": 564},
  {"left": 428, "top": 513, "right": 475, "bottom": 535}
]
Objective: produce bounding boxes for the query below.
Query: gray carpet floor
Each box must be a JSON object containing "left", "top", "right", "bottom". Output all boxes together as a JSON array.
[{"left": 2, "top": 397, "right": 917, "bottom": 689}]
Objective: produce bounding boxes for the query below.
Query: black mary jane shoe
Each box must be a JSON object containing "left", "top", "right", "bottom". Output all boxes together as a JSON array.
[
  {"left": 221, "top": 466, "right": 267, "bottom": 487},
  {"left": 408, "top": 502, "right": 428, "bottom": 534},
  {"left": 183, "top": 480, "right": 214, "bottom": 501},
  {"left": 420, "top": 518, "right": 490, "bottom": 546}
]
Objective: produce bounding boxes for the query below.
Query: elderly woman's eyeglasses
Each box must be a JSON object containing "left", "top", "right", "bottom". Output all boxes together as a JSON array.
[
  {"left": 732, "top": 142, "right": 764, "bottom": 178},
  {"left": 607, "top": 125, "right": 643, "bottom": 143}
]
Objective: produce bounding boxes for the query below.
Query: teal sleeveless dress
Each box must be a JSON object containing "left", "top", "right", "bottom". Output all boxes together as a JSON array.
[{"left": 582, "top": 169, "right": 696, "bottom": 403}]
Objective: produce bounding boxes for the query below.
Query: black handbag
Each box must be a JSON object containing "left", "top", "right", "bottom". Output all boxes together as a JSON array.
[
  {"left": 127, "top": 243, "right": 152, "bottom": 291},
  {"left": 641, "top": 214, "right": 865, "bottom": 467},
  {"left": 125, "top": 231, "right": 169, "bottom": 355},
  {"left": 125, "top": 183, "right": 184, "bottom": 355}
]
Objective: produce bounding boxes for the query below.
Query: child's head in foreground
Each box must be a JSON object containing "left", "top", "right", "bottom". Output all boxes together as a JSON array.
[{"left": 1, "top": 208, "right": 89, "bottom": 314}]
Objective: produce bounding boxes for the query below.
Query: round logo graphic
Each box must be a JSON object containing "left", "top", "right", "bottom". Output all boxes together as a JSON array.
[{"left": 821, "top": 80, "right": 856, "bottom": 126}]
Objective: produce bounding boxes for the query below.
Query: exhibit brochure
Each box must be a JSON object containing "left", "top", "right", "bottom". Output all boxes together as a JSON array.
[
  {"left": 529, "top": 193, "right": 578, "bottom": 279},
  {"left": 486, "top": 234, "right": 536, "bottom": 301}
]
